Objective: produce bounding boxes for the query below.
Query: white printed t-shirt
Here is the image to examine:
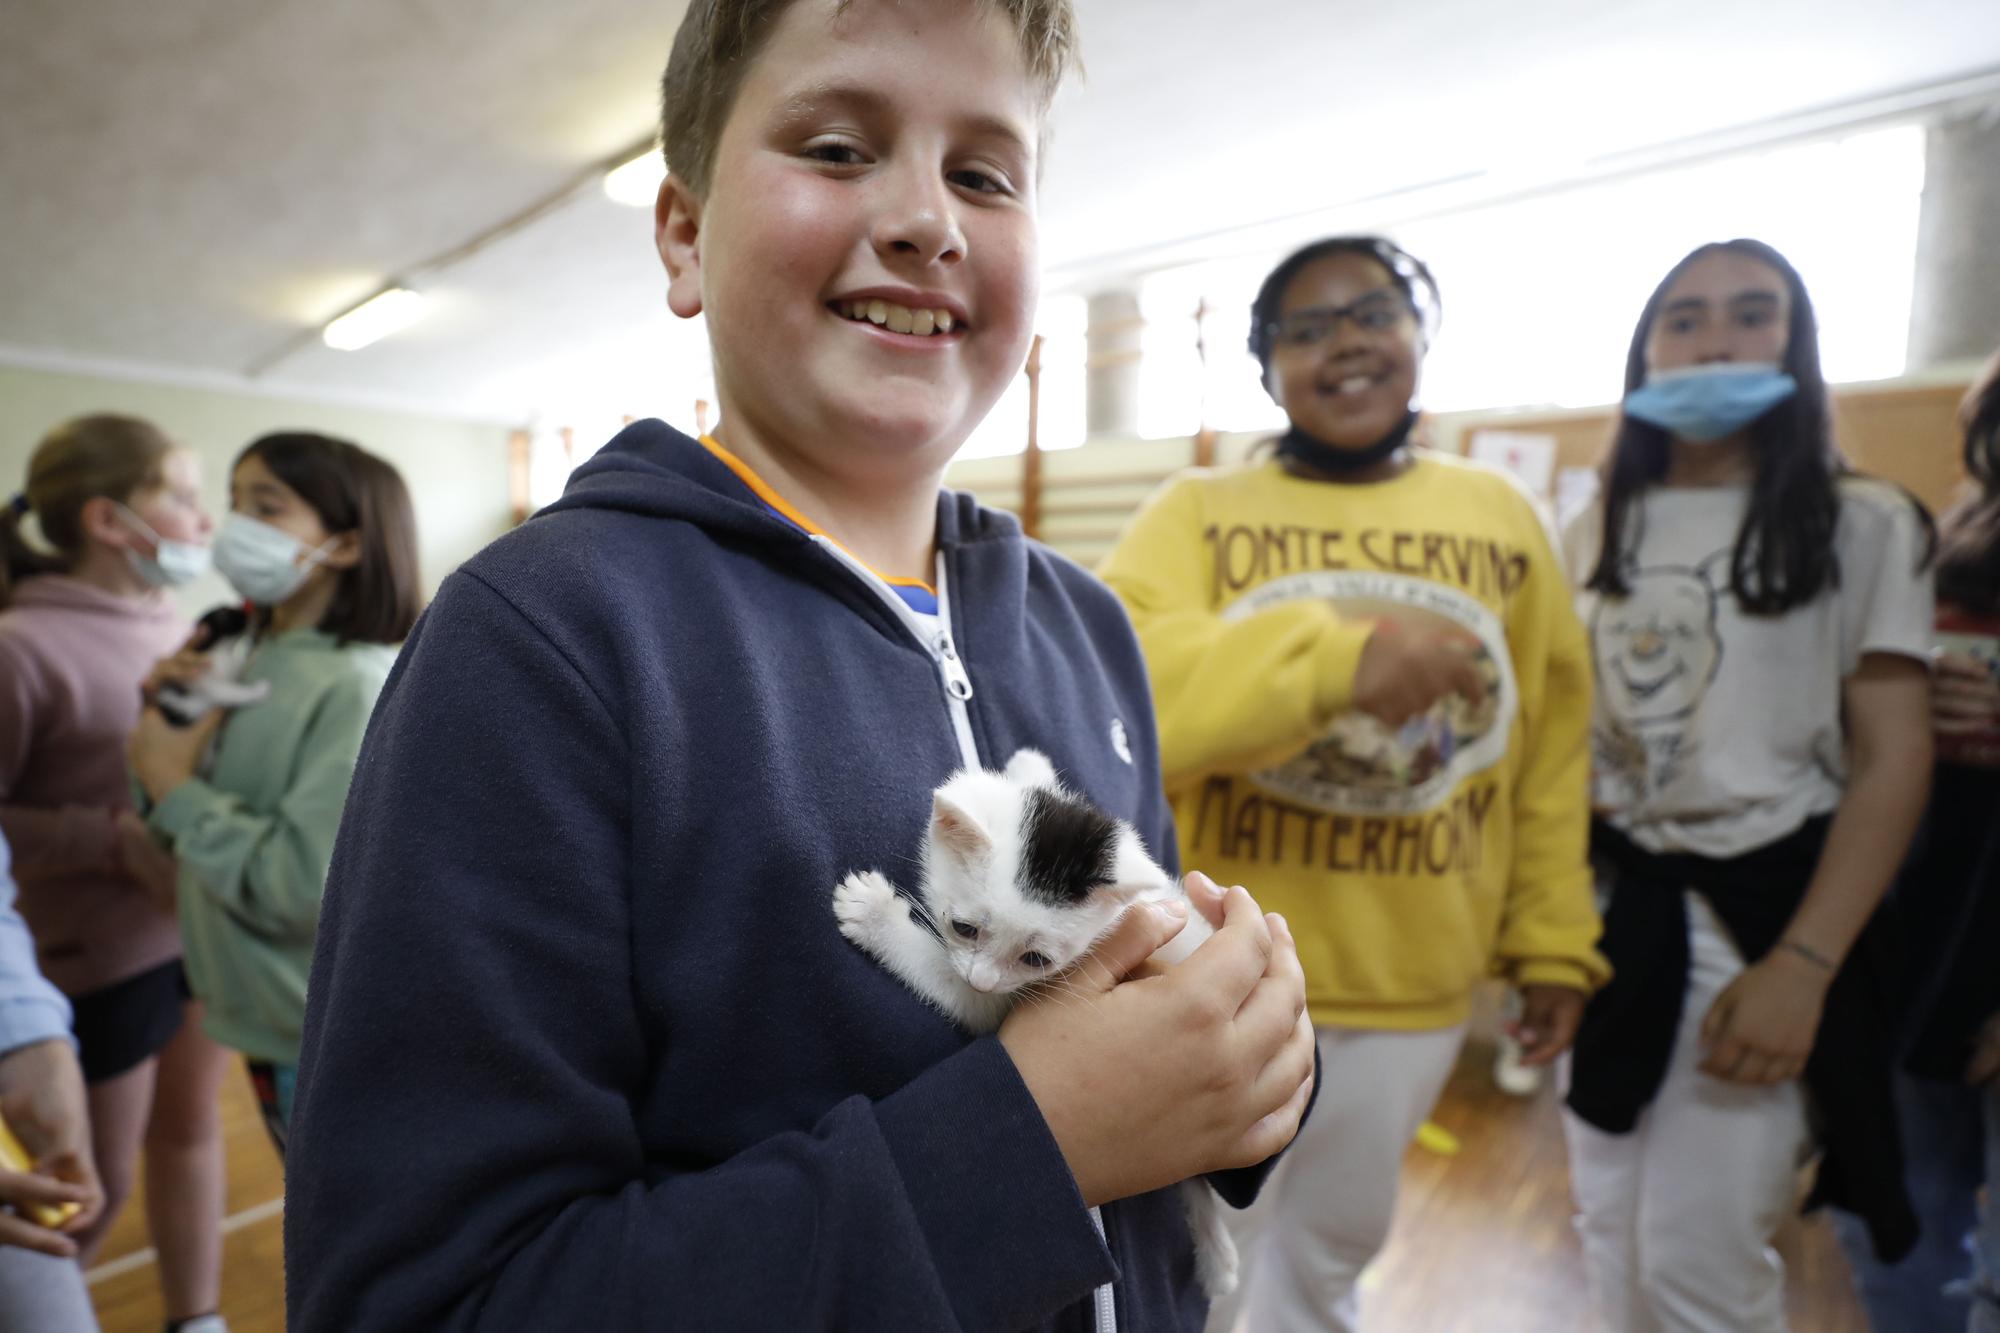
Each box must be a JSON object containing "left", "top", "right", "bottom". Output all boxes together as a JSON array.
[{"left": 1564, "top": 477, "right": 1933, "bottom": 858}]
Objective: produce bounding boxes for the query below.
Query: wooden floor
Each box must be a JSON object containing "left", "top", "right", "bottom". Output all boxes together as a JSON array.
[
  {"left": 1363, "top": 1043, "right": 1866, "bottom": 1332},
  {"left": 87, "top": 1045, "right": 1868, "bottom": 1332},
  {"left": 86, "top": 1060, "right": 286, "bottom": 1333}
]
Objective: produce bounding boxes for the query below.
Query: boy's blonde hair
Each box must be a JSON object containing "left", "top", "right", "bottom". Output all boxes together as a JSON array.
[{"left": 659, "top": 0, "right": 1078, "bottom": 198}]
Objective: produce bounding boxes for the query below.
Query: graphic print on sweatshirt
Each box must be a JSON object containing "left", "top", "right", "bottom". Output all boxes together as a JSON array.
[
  {"left": 1587, "top": 550, "right": 1730, "bottom": 804},
  {"left": 1224, "top": 570, "right": 1517, "bottom": 818}
]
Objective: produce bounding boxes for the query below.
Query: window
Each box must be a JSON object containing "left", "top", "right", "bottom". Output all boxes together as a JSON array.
[
  {"left": 1127, "top": 123, "right": 1925, "bottom": 432},
  {"left": 955, "top": 294, "right": 1088, "bottom": 460}
]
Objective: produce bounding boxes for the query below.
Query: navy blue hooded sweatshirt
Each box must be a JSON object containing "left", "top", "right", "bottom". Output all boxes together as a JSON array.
[{"left": 284, "top": 422, "right": 1278, "bottom": 1331}]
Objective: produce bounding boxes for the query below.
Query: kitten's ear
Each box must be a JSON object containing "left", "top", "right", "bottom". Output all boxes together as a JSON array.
[
  {"left": 1004, "top": 748, "right": 1060, "bottom": 789},
  {"left": 1098, "top": 877, "right": 1149, "bottom": 904},
  {"left": 1102, "top": 831, "right": 1171, "bottom": 902},
  {"left": 931, "top": 792, "right": 994, "bottom": 860}
]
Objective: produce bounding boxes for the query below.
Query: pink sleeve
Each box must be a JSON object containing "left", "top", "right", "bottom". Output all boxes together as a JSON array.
[{"left": 0, "top": 635, "right": 119, "bottom": 877}]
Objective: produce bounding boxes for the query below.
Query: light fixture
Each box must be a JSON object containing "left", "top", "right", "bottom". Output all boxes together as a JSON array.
[
  {"left": 603, "top": 150, "right": 666, "bottom": 207},
  {"left": 321, "top": 288, "right": 429, "bottom": 351}
]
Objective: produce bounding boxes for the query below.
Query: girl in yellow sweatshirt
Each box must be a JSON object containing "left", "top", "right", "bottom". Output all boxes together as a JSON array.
[{"left": 1101, "top": 236, "right": 1608, "bottom": 1333}]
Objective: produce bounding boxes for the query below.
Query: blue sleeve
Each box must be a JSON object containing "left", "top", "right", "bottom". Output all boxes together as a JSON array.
[
  {"left": 0, "top": 836, "right": 73, "bottom": 1058},
  {"left": 285, "top": 571, "right": 1116, "bottom": 1333}
]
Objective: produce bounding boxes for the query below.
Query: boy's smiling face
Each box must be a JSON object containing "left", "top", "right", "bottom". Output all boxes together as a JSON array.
[{"left": 658, "top": 0, "right": 1041, "bottom": 473}]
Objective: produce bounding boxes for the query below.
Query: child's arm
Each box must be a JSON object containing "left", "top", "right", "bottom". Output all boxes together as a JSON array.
[
  {"left": 133, "top": 674, "right": 377, "bottom": 938},
  {"left": 1700, "top": 495, "right": 1935, "bottom": 1085},
  {"left": 284, "top": 572, "right": 1156, "bottom": 1333},
  {"left": 1001, "top": 885, "right": 1314, "bottom": 1207},
  {"left": 1492, "top": 517, "right": 1609, "bottom": 1009},
  {"left": 1103, "top": 663, "right": 1319, "bottom": 1208},
  {"left": 1701, "top": 653, "right": 1932, "bottom": 1084},
  {"left": 0, "top": 841, "right": 98, "bottom": 1252},
  {"left": 1098, "top": 477, "right": 1375, "bottom": 787}
]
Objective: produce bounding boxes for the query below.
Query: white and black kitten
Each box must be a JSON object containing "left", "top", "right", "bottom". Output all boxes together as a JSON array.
[{"left": 832, "top": 748, "right": 1237, "bottom": 1297}]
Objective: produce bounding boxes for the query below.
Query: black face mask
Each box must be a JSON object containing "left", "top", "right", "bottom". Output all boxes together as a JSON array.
[{"left": 1275, "top": 409, "right": 1419, "bottom": 476}]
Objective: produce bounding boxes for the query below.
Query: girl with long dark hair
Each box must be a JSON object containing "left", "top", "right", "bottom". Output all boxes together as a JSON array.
[
  {"left": 1562, "top": 239, "right": 1936, "bottom": 1332},
  {"left": 127, "top": 431, "right": 420, "bottom": 1157}
]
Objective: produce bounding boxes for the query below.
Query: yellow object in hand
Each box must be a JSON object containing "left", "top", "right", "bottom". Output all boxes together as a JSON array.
[
  {"left": 1413, "top": 1120, "right": 1461, "bottom": 1157},
  {"left": 0, "top": 1112, "right": 81, "bottom": 1229}
]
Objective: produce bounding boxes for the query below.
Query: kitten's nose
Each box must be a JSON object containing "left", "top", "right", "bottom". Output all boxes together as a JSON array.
[{"left": 966, "top": 963, "right": 1002, "bottom": 993}]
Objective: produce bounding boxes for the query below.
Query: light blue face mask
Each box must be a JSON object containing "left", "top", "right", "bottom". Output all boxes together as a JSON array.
[
  {"left": 1623, "top": 363, "right": 1798, "bottom": 443},
  {"left": 113, "top": 504, "right": 211, "bottom": 588}
]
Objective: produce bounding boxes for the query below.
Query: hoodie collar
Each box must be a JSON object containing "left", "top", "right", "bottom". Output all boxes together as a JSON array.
[
  {"left": 546, "top": 420, "right": 1020, "bottom": 556},
  {"left": 8, "top": 573, "right": 182, "bottom": 624}
]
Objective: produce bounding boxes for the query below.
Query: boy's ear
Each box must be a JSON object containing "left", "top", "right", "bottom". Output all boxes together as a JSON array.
[
  {"left": 931, "top": 792, "right": 993, "bottom": 860},
  {"left": 655, "top": 173, "right": 705, "bottom": 320}
]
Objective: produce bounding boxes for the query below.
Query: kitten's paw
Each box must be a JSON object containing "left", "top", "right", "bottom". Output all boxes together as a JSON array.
[
  {"left": 1183, "top": 1182, "right": 1240, "bottom": 1299},
  {"left": 1194, "top": 1229, "right": 1239, "bottom": 1299},
  {"left": 833, "top": 869, "right": 902, "bottom": 946}
]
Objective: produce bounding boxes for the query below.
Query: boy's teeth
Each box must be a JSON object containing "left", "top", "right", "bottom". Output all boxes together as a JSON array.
[
  {"left": 1339, "top": 376, "right": 1373, "bottom": 394},
  {"left": 839, "top": 299, "right": 959, "bottom": 336}
]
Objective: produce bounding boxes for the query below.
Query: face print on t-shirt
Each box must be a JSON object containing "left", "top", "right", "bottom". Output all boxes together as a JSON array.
[{"left": 1589, "top": 552, "right": 1729, "bottom": 798}]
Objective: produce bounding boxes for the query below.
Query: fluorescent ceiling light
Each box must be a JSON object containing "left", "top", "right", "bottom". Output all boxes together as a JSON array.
[
  {"left": 604, "top": 151, "right": 666, "bottom": 207},
  {"left": 321, "top": 288, "right": 428, "bottom": 351}
]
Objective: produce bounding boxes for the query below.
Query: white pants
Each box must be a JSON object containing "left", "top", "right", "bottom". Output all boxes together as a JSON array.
[
  {"left": 0, "top": 1246, "right": 97, "bottom": 1333},
  {"left": 1206, "top": 1023, "right": 1466, "bottom": 1333},
  {"left": 1562, "top": 894, "right": 1811, "bottom": 1333}
]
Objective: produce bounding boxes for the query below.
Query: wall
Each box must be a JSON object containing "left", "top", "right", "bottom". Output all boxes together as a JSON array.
[
  {"left": 0, "top": 362, "right": 515, "bottom": 617},
  {"left": 950, "top": 375, "right": 1978, "bottom": 569},
  {"left": 1428, "top": 376, "right": 1974, "bottom": 513}
]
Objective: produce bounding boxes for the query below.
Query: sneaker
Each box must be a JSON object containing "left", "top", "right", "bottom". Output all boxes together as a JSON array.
[
  {"left": 167, "top": 1316, "right": 230, "bottom": 1333},
  {"left": 1492, "top": 1034, "right": 1544, "bottom": 1097}
]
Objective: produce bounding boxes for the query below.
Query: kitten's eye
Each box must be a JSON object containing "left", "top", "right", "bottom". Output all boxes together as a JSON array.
[
  {"left": 951, "top": 920, "right": 980, "bottom": 940},
  {"left": 1019, "top": 952, "right": 1050, "bottom": 968}
]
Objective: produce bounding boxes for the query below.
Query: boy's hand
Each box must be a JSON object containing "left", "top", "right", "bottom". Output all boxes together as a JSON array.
[
  {"left": 1000, "top": 885, "right": 1315, "bottom": 1208},
  {"left": 0, "top": 1039, "right": 102, "bottom": 1257},
  {"left": 1352, "top": 617, "right": 1488, "bottom": 727},
  {"left": 1182, "top": 870, "right": 1228, "bottom": 930},
  {"left": 1504, "top": 983, "right": 1587, "bottom": 1066}
]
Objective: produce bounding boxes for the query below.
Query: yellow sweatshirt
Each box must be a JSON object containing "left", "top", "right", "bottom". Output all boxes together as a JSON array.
[{"left": 1100, "top": 453, "right": 1608, "bottom": 1029}]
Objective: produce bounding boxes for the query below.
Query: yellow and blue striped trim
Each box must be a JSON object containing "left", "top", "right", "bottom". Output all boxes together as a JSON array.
[{"left": 698, "top": 435, "right": 939, "bottom": 616}]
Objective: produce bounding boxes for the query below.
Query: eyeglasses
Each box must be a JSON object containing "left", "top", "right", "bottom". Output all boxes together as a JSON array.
[{"left": 1266, "top": 292, "right": 1414, "bottom": 348}]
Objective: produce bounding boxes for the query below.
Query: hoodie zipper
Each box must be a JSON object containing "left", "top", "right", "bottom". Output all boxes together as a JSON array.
[
  {"left": 807, "top": 537, "right": 978, "bottom": 765},
  {"left": 808, "top": 535, "right": 1120, "bottom": 1333}
]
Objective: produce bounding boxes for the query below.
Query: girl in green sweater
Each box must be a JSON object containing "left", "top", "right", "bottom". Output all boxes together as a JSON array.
[{"left": 129, "top": 433, "right": 420, "bottom": 1155}]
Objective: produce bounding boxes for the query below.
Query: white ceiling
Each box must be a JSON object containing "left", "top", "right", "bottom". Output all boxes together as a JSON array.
[{"left": 3, "top": 0, "right": 1998, "bottom": 424}]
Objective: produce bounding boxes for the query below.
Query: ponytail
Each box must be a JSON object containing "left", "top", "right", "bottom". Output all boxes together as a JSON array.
[
  {"left": 1, "top": 415, "right": 177, "bottom": 611},
  {"left": 0, "top": 494, "right": 65, "bottom": 610}
]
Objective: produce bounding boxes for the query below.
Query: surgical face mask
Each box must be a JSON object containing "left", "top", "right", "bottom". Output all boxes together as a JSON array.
[
  {"left": 113, "top": 504, "right": 211, "bottom": 588},
  {"left": 211, "top": 512, "right": 335, "bottom": 606},
  {"left": 1623, "top": 362, "right": 1798, "bottom": 443}
]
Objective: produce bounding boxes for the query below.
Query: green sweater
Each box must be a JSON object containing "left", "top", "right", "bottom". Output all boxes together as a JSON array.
[{"left": 147, "top": 629, "right": 395, "bottom": 1065}]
